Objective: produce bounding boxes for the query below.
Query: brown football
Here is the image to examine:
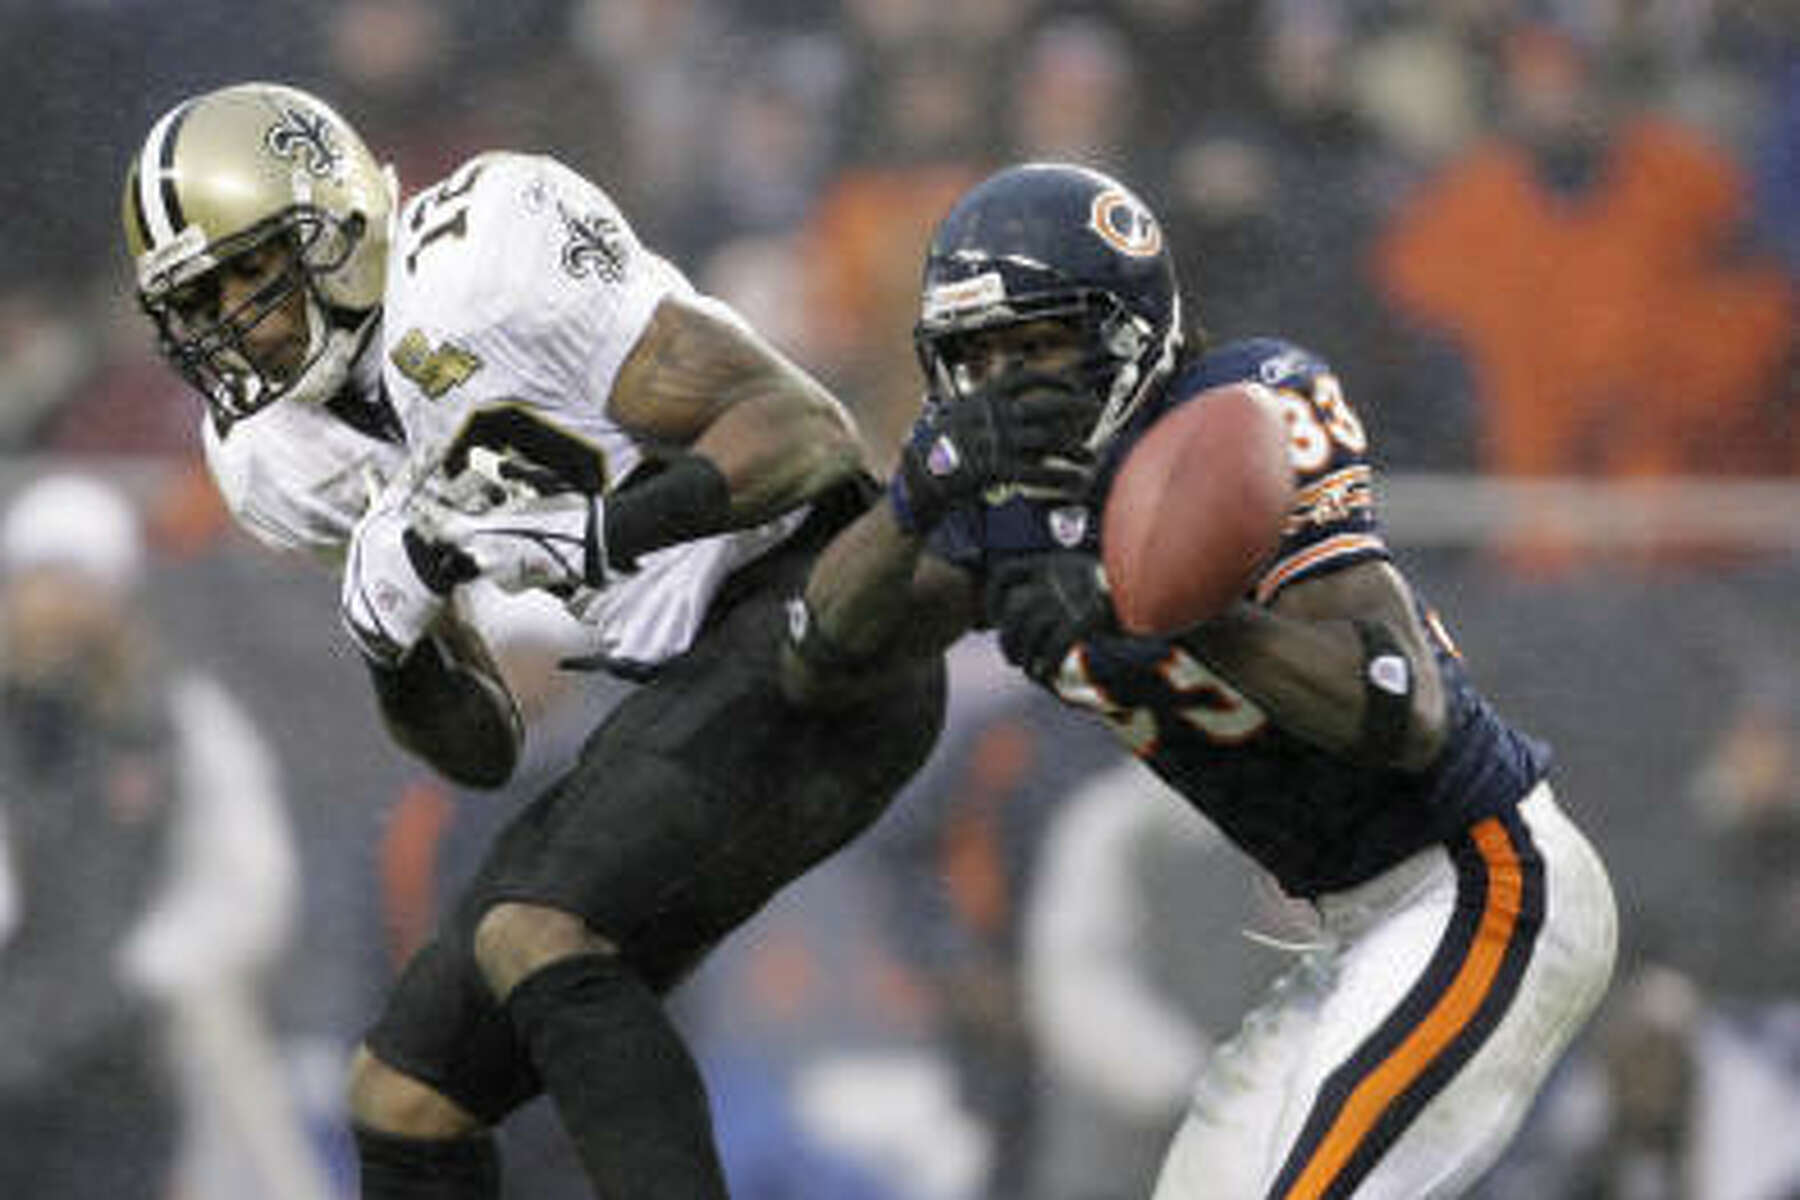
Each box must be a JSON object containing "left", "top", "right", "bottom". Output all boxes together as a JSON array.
[{"left": 1102, "top": 382, "right": 1294, "bottom": 634}]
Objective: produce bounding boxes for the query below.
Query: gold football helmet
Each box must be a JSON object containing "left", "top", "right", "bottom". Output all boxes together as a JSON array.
[{"left": 122, "top": 82, "right": 396, "bottom": 432}]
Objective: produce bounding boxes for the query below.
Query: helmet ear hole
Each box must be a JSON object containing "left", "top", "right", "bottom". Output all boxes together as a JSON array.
[{"left": 300, "top": 210, "right": 365, "bottom": 277}]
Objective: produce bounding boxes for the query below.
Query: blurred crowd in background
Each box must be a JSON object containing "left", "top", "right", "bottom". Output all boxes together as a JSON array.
[
  {"left": 2, "top": 0, "right": 1794, "bottom": 475},
  {"left": 0, "top": 1, "right": 1794, "bottom": 1198}
]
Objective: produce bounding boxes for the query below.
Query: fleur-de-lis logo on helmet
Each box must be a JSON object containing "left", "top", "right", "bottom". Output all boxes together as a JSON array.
[{"left": 264, "top": 106, "right": 342, "bottom": 179}]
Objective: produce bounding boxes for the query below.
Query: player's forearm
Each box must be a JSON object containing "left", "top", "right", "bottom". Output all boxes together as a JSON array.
[
  {"left": 781, "top": 502, "right": 973, "bottom": 703},
  {"left": 1177, "top": 598, "right": 1446, "bottom": 771},
  {"left": 688, "top": 375, "right": 862, "bottom": 522},
  {"left": 1176, "top": 604, "right": 1368, "bottom": 750},
  {"left": 819, "top": 505, "right": 978, "bottom": 658},
  {"left": 612, "top": 294, "right": 863, "bottom": 524},
  {"left": 599, "top": 398, "right": 857, "bottom": 571},
  {"left": 801, "top": 502, "right": 928, "bottom": 660}
]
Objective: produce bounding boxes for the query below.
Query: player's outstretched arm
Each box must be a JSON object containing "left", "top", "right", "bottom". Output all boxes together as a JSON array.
[
  {"left": 780, "top": 483, "right": 978, "bottom": 707},
  {"left": 779, "top": 372, "right": 1086, "bottom": 704}
]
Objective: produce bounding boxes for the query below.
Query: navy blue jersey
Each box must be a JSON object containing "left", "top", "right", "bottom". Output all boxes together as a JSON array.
[{"left": 928, "top": 338, "right": 1550, "bottom": 897}]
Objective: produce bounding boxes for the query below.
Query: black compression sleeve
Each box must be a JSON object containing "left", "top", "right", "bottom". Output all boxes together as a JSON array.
[
  {"left": 506, "top": 954, "right": 728, "bottom": 1196},
  {"left": 601, "top": 454, "right": 732, "bottom": 571},
  {"left": 353, "top": 1126, "right": 500, "bottom": 1199}
]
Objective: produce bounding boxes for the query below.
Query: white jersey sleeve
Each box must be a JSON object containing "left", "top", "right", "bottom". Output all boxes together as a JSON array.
[
  {"left": 202, "top": 399, "right": 404, "bottom": 567},
  {"left": 377, "top": 151, "right": 810, "bottom": 664}
]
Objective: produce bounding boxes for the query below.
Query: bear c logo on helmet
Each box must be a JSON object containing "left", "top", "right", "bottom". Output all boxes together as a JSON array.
[{"left": 1089, "top": 189, "right": 1161, "bottom": 258}]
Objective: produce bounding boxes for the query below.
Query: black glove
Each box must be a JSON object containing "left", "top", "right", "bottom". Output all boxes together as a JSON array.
[
  {"left": 985, "top": 552, "right": 1117, "bottom": 683},
  {"left": 403, "top": 527, "right": 480, "bottom": 594},
  {"left": 889, "top": 370, "right": 1093, "bottom": 534}
]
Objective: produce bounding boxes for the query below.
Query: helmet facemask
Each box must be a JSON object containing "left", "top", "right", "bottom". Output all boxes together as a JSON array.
[
  {"left": 139, "top": 206, "right": 370, "bottom": 433},
  {"left": 1089, "top": 285, "right": 1182, "bottom": 448},
  {"left": 915, "top": 272, "right": 1182, "bottom": 454}
]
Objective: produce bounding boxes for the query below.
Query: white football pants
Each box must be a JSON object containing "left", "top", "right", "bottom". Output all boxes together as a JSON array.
[{"left": 1151, "top": 784, "right": 1617, "bottom": 1199}]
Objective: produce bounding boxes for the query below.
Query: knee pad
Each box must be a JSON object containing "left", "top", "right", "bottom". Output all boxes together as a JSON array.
[
  {"left": 354, "top": 1124, "right": 499, "bottom": 1199},
  {"left": 363, "top": 940, "right": 542, "bottom": 1126}
]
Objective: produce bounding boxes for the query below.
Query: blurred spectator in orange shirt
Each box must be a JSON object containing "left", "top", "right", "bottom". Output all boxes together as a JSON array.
[
  {"left": 1006, "top": 13, "right": 1142, "bottom": 175},
  {"left": 801, "top": 28, "right": 994, "bottom": 474},
  {"left": 1376, "top": 24, "right": 1794, "bottom": 486}
]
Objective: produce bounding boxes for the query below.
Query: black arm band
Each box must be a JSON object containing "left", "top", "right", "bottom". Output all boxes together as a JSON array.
[
  {"left": 602, "top": 453, "right": 732, "bottom": 570},
  {"left": 1353, "top": 619, "right": 1415, "bottom": 765}
]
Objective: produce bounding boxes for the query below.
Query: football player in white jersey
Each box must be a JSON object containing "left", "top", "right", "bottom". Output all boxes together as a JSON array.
[{"left": 123, "top": 82, "right": 946, "bottom": 1198}]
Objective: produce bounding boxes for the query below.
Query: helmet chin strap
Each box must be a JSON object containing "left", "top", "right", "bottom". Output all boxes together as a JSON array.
[
  {"left": 1086, "top": 360, "right": 1142, "bottom": 452},
  {"left": 283, "top": 295, "right": 378, "bottom": 409},
  {"left": 1085, "top": 296, "right": 1184, "bottom": 452}
]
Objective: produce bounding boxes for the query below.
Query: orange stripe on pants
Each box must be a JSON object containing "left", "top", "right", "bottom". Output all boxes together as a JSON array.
[{"left": 1279, "top": 819, "right": 1523, "bottom": 1200}]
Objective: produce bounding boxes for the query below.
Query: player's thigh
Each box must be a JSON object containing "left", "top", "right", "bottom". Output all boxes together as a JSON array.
[
  {"left": 594, "top": 647, "right": 945, "bottom": 988},
  {"left": 1282, "top": 794, "right": 1611, "bottom": 1199},
  {"left": 456, "top": 580, "right": 943, "bottom": 989},
  {"left": 1156, "top": 861, "right": 1467, "bottom": 1200},
  {"left": 1157, "top": 794, "right": 1614, "bottom": 1200}
]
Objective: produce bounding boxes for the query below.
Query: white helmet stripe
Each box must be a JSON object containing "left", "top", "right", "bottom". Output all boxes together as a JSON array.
[{"left": 135, "top": 101, "right": 194, "bottom": 247}]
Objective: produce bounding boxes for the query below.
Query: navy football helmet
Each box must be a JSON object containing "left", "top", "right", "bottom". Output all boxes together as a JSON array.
[{"left": 915, "top": 162, "right": 1184, "bottom": 449}]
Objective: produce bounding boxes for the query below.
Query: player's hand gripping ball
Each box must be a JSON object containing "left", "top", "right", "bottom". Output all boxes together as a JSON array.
[{"left": 1101, "top": 382, "right": 1294, "bottom": 635}]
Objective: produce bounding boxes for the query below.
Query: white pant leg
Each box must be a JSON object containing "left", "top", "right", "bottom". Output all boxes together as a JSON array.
[
  {"left": 1151, "top": 950, "right": 1338, "bottom": 1199},
  {"left": 1153, "top": 785, "right": 1617, "bottom": 1200}
]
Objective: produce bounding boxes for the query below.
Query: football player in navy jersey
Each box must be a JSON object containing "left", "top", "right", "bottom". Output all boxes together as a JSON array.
[{"left": 786, "top": 162, "right": 1618, "bottom": 1198}]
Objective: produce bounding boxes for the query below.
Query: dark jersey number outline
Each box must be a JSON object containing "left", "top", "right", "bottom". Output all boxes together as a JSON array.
[
  {"left": 442, "top": 404, "right": 611, "bottom": 496},
  {"left": 404, "top": 162, "right": 487, "bottom": 275}
]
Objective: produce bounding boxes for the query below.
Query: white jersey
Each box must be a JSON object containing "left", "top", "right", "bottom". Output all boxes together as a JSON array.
[{"left": 205, "top": 151, "right": 803, "bottom": 664}]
